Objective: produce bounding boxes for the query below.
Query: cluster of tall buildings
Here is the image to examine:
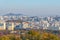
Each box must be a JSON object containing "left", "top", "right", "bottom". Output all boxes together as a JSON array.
[{"left": 0, "top": 14, "right": 60, "bottom": 30}]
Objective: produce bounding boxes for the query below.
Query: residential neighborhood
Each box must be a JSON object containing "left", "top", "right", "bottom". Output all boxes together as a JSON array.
[{"left": 0, "top": 13, "right": 60, "bottom": 31}]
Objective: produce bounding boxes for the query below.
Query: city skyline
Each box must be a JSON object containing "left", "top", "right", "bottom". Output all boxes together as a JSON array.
[{"left": 0, "top": 0, "right": 60, "bottom": 16}]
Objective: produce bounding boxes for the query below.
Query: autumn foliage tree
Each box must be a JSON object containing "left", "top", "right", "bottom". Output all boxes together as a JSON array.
[{"left": 0, "top": 30, "right": 60, "bottom": 40}]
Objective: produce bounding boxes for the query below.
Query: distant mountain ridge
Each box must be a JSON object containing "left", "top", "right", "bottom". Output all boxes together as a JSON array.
[{"left": 3, "top": 13, "right": 23, "bottom": 16}]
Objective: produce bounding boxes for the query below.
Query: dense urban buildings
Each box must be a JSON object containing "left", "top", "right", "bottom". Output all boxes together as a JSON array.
[{"left": 0, "top": 13, "right": 60, "bottom": 30}]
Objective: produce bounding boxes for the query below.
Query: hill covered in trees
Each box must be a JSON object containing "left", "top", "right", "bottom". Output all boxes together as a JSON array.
[{"left": 0, "top": 30, "right": 60, "bottom": 40}]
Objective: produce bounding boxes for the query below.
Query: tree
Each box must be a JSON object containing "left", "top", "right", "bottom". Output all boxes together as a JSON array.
[{"left": 0, "top": 35, "right": 10, "bottom": 40}]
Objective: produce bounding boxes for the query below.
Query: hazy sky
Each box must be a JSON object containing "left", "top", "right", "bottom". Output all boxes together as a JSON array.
[{"left": 0, "top": 0, "right": 60, "bottom": 16}]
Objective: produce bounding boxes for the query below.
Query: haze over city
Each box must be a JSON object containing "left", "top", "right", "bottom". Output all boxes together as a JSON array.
[
  {"left": 0, "top": 0, "right": 60, "bottom": 40},
  {"left": 0, "top": 0, "right": 60, "bottom": 16}
]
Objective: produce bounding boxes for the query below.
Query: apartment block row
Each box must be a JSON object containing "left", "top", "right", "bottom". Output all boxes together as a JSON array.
[{"left": 0, "top": 15, "right": 60, "bottom": 30}]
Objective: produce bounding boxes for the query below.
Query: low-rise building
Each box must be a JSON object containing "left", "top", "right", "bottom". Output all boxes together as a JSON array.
[{"left": 22, "top": 22, "right": 30, "bottom": 29}]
